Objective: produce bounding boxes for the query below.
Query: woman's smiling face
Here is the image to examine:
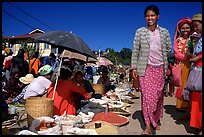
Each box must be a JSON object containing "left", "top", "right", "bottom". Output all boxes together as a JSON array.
[
  {"left": 145, "top": 10, "right": 159, "bottom": 26},
  {"left": 180, "top": 23, "right": 191, "bottom": 38}
]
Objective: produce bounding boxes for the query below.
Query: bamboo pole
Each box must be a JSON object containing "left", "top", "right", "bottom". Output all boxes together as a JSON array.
[{"left": 52, "top": 50, "right": 65, "bottom": 100}]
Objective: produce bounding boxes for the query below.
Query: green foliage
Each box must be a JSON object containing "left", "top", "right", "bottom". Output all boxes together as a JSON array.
[
  {"left": 105, "top": 48, "right": 132, "bottom": 66},
  {"left": 20, "top": 42, "right": 36, "bottom": 60}
]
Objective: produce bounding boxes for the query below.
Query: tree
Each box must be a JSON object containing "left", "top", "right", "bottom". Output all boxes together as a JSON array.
[{"left": 120, "top": 48, "right": 132, "bottom": 65}]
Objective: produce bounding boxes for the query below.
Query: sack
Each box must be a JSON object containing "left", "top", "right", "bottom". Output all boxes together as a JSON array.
[
  {"left": 171, "top": 63, "right": 182, "bottom": 87},
  {"left": 185, "top": 66, "right": 202, "bottom": 91}
]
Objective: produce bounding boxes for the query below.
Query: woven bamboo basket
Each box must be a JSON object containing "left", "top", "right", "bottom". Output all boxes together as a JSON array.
[
  {"left": 92, "top": 84, "right": 105, "bottom": 95},
  {"left": 25, "top": 97, "right": 54, "bottom": 126}
]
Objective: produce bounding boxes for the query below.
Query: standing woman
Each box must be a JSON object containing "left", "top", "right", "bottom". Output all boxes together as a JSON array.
[
  {"left": 29, "top": 51, "right": 41, "bottom": 78},
  {"left": 131, "top": 5, "right": 172, "bottom": 135},
  {"left": 173, "top": 18, "right": 193, "bottom": 113},
  {"left": 10, "top": 48, "right": 29, "bottom": 78},
  {"left": 189, "top": 14, "right": 202, "bottom": 131}
]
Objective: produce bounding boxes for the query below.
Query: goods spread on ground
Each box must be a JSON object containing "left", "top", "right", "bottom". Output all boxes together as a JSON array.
[
  {"left": 35, "top": 120, "right": 57, "bottom": 131},
  {"left": 91, "top": 112, "right": 129, "bottom": 126},
  {"left": 85, "top": 120, "right": 119, "bottom": 135}
]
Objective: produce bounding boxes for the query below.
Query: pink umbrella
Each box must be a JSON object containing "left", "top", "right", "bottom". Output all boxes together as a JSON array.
[{"left": 96, "top": 57, "right": 113, "bottom": 66}]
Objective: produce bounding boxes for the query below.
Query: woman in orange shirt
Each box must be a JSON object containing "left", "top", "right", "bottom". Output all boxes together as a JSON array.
[
  {"left": 47, "top": 67, "right": 91, "bottom": 116},
  {"left": 29, "top": 51, "right": 41, "bottom": 77}
]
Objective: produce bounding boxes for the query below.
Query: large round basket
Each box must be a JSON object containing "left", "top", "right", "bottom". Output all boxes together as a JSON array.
[
  {"left": 25, "top": 97, "right": 54, "bottom": 126},
  {"left": 92, "top": 84, "right": 105, "bottom": 95},
  {"left": 85, "top": 121, "right": 119, "bottom": 135}
]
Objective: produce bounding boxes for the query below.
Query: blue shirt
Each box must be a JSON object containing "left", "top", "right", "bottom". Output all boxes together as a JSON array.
[{"left": 43, "top": 57, "right": 51, "bottom": 66}]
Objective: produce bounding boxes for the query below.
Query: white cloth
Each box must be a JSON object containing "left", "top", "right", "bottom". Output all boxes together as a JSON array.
[{"left": 23, "top": 76, "right": 51, "bottom": 99}]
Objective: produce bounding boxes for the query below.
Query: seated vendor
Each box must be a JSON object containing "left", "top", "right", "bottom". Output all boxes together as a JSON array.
[
  {"left": 23, "top": 65, "right": 53, "bottom": 99},
  {"left": 47, "top": 67, "right": 91, "bottom": 116},
  {"left": 72, "top": 69, "right": 95, "bottom": 110},
  {"left": 9, "top": 74, "right": 34, "bottom": 104},
  {"left": 97, "top": 69, "right": 112, "bottom": 92}
]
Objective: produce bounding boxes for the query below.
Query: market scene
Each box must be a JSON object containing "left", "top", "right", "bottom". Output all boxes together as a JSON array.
[{"left": 2, "top": 3, "right": 202, "bottom": 136}]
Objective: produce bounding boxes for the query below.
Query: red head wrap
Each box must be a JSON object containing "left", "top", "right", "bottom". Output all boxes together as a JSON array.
[{"left": 174, "top": 18, "right": 192, "bottom": 40}]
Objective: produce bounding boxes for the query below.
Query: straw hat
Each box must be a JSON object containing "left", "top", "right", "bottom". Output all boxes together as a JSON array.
[
  {"left": 19, "top": 74, "right": 34, "bottom": 84},
  {"left": 192, "top": 14, "right": 202, "bottom": 21},
  {"left": 38, "top": 65, "right": 53, "bottom": 76}
]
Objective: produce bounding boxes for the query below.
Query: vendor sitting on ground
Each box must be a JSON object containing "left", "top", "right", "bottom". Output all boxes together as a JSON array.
[
  {"left": 7, "top": 74, "right": 34, "bottom": 104},
  {"left": 23, "top": 65, "right": 53, "bottom": 99},
  {"left": 72, "top": 69, "right": 95, "bottom": 110},
  {"left": 3, "top": 68, "right": 24, "bottom": 101},
  {"left": 47, "top": 67, "right": 91, "bottom": 116},
  {"left": 97, "top": 69, "right": 113, "bottom": 92}
]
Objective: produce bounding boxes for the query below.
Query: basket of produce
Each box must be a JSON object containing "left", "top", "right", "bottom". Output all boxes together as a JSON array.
[
  {"left": 25, "top": 97, "right": 54, "bottom": 126},
  {"left": 85, "top": 120, "right": 119, "bottom": 135},
  {"left": 91, "top": 112, "right": 129, "bottom": 127},
  {"left": 92, "top": 84, "right": 105, "bottom": 95}
]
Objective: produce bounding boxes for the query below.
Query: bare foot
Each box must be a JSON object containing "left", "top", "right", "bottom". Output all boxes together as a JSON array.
[
  {"left": 156, "top": 125, "right": 160, "bottom": 130},
  {"left": 141, "top": 128, "right": 152, "bottom": 135}
]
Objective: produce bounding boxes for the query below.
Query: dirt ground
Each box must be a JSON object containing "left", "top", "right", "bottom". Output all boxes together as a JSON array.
[
  {"left": 118, "top": 91, "right": 202, "bottom": 135},
  {"left": 3, "top": 91, "right": 202, "bottom": 135}
]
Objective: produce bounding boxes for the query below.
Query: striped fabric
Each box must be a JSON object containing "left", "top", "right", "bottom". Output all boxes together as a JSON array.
[{"left": 131, "top": 26, "right": 172, "bottom": 76}]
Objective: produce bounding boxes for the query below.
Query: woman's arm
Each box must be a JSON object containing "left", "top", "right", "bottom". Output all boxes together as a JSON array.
[
  {"left": 131, "top": 29, "right": 141, "bottom": 69},
  {"left": 174, "top": 40, "right": 186, "bottom": 61}
]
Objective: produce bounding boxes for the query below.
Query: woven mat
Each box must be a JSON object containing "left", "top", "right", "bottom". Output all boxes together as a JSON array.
[{"left": 85, "top": 121, "right": 119, "bottom": 135}]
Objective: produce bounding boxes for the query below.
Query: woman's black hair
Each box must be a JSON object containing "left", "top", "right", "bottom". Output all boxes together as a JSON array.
[
  {"left": 144, "top": 5, "right": 160, "bottom": 16},
  {"left": 59, "top": 68, "right": 72, "bottom": 80},
  {"left": 32, "top": 51, "right": 39, "bottom": 58},
  {"left": 16, "top": 48, "right": 25, "bottom": 59},
  {"left": 74, "top": 71, "right": 84, "bottom": 78}
]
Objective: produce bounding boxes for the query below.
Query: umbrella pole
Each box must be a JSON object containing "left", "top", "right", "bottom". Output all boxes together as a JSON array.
[{"left": 52, "top": 50, "right": 65, "bottom": 100}]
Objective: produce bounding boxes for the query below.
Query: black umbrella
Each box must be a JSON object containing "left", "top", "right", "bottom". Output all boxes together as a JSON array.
[
  {"left": 33, "top": 31, "right": 97, "bottom": 100},
  {"left": 32, "top": 30, "right": 96, "bottom": 59}
]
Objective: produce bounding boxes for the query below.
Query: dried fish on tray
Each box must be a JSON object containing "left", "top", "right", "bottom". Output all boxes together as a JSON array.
[{"left": 108, "top": 107, "right": 131, "bottom": 117}]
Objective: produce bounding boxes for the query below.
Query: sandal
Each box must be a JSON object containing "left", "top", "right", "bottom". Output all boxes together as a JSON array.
[{"left": 141, "top": 129, "right": 152, "bottom": 135}]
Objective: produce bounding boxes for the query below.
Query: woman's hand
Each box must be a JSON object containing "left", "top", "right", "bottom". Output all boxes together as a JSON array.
[
  {"left": 185, "top": 53, "right": 193, "bottom": 60},
  {"left": 189, "top": 56, "right": 202, "bottom": 62}
]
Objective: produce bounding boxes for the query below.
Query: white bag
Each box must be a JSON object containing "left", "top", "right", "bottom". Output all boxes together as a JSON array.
[{"left": 29, "top": 116, "right": 62, "bottom": 135}]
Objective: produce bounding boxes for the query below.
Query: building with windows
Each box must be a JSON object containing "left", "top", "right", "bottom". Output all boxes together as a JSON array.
[{"left": 2, "top": 28, "right": 57, "bottom": 57}]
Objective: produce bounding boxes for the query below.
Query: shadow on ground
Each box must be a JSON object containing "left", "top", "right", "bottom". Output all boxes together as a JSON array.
[
  {"left": 132, "top": 110, "right": 145, "bottom": 130},
  {"left": 164, "top": 105, "right": 202, "bottom": 135}
]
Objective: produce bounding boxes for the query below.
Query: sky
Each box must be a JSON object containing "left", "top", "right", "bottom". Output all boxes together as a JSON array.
[{"left": 2, "top": 2, "right": 202, "bottom": 52}]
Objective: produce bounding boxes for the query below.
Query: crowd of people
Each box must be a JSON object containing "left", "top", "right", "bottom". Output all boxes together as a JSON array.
[
  {"left": 2, "top": 49, "right": 125, "bottom": 121},
  {"left": 131, "top": 5, "right": 202, "bottom": 135},
  {"left": 1, "top": 4, "right": 202, "bottom": 135}
]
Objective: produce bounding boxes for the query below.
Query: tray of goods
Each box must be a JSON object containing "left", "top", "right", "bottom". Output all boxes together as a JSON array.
[
  {"left": 123, "top": 102, "right": 131, "bottom": 107},
  {"left": 84, "top": 120, "right": 119, "bottom": 135},
  {"left": 106, "top": 94, "right": 119, "bottom": 101},
  {"left": 121, "top": 96, "right": 134, "bottom": 104},
  {"left": 59, "top": 115, "right": 81, "bottom": 124},
  {"left": 91, "top": 112, "right": 129, "bottom": 127},
  {"left": 108, "top": 101, "right": 124, "bottom": 108},
  {"left": 108, "top": 107, "right": 131, "bottom": 117},
  {"left": 35, "top": 120, "right": 57, "bottom": 131},
  {"left": 89, "top": 98, "right": 108, "bottom": 105},
  {"left": 127, "top": 92, "right": 140, "bottom": 99}
]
